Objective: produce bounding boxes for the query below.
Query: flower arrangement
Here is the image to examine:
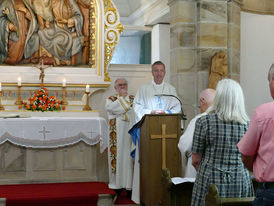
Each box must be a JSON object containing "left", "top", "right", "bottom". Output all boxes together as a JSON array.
[{"left": 22, "top": 84, "right": 65, "bottom": 112}]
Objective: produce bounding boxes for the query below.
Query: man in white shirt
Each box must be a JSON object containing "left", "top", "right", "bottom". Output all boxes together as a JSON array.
[
  {"left": 105, "top": 78, "right": 134, "bottom": 195},
  {"left": 178, "top": 88, "right": 215, "bottom": 178},
  {"left": 130, "top": 61, "right": 181, "bottom": 203}
]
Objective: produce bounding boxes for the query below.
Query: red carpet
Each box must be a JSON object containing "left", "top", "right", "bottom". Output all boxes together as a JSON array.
[
  {"left": 114, "top": 191, "right": 136, "bottom": 205},
  {"left": 0, "top": 182, "right": 115, "bottom": 206}
]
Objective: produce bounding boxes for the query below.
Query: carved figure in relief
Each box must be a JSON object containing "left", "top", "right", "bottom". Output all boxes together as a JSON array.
[
  {"left": 76, "top": 0, "right": 90, "bottom": 64},
  {"left": 208, "top": 51, "right": 228, "bottom": 89},
  {"left": 0, "top": 0, "right": 94, "bottom": 66},
  {"left": 0, "top": 0, "right": 18, "bottom": 63},
  {"left": 32, "top": 0, "right": 54, "bottom": 30},
  {"left": 37, "top": 0, "right": 84, "bottom": 66},
  {"left": 0, "top": 0, "right": 40, "bottom": 64},
  {"left": 5, "top": 0, "right": 39, "bottom": 64}
]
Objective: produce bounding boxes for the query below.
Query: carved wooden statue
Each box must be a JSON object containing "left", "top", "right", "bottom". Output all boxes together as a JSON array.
[{"left": 208, "top": 51, "right": 228, "bottom": 89}]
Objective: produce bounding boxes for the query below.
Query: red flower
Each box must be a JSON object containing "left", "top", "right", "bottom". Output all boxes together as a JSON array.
[{"left": 24, "top": 86, "right": 62, "bottom": 112}]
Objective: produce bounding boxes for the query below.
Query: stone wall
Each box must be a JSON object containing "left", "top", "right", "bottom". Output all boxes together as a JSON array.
[
  {"left": 242, "top": 0, "right": 274, "bottom": 14},
  {"left": 169, "top": 0, "right": 241, "bottom": 122}
]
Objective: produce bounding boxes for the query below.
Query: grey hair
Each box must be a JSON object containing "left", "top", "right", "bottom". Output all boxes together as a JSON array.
[
  {"left": 207, "top": 79, "right": 249, "bottom": 124},
  {"left": 268, "top": 63, "right": 274, "bottom": 82},
  {"left": 199, "top": 88, "right": 216, "bottom": 105},
  {"left": 114, "top": 78, "right": 128, "bottom": 87},
  {"left": 152, "top": 61, "right": 165, "bottom": 70}
]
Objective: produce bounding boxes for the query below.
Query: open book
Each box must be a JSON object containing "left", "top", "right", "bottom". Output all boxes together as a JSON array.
[{"left": 0, "top": 113, "right": 31, "bottom": 118}]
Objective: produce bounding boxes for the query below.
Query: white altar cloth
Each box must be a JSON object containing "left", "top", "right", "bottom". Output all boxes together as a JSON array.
[{"left": 0, "top": 117, "right": 108, "bottom": 152}]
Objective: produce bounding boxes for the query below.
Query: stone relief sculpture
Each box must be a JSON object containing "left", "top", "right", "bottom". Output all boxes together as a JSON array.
[
  {"left": 0, "top": 0, "right": 88, "bottom": 66},
  {"left": 0, "top": 0, "right": 123, "bottom": 85},
  {"left": 208, "top": 51, "right": 228, "bottom": 89},
  {"left": 0, "top": 0, "right": 38, "bottom": 64}
]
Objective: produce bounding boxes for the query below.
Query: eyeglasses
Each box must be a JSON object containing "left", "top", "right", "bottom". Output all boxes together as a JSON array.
[{"left": 118, "top": 83, "right": 127, "bottom": 87}]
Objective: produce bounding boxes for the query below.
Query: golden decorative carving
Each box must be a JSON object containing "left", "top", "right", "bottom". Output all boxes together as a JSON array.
[
  {"left": 90, "top": 0, "right": 97, "bottom": 68},
  {"left": 0, "top": 91, "right": 4, "bottom": 110},
  {"left": 103, "top": 0, "right": 124, "bottom": 81}
]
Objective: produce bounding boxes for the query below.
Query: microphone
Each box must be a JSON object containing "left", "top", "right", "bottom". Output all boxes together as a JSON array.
[{"left": 154, "top": 94, "right": 187, "bottom": 121}]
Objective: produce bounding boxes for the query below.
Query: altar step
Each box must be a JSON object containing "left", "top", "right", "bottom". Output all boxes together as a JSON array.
[
  {"left": 0, "top": 182, "right": 115, "bottom": 206},
  {"left": 114, "top": 190, "right": 137, "bottom": 206}
]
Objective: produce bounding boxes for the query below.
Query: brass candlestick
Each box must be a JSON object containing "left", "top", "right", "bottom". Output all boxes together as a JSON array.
[
  {"left": 15, "top": 86, "right": 23, "bottom": 105},
  {"left": 0, "top": 91, "right": 5, "bottom": 110},
  {"left": 61, "top": 86, "right": 68, "bottom": 105},
  {"left": 82, "top": 91, "right": 91, "bottom": 111}
]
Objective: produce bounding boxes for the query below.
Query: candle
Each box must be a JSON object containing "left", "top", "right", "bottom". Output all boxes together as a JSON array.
[
  {"left": 0, "top": 82, "right": 2, "bottom": 91},
  {"left": 17, "top": 77, "right": 22, "bottom": 86},
  {"left": 86, "top": 84, "right": 90, "bottom": 92},
  {"left": 62, "top": 79, "right": 66, "bottom": 87}
]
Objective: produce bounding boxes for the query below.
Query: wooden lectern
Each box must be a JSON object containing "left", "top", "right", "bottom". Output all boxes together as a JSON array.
[{"left": 138, "top": 114, "right": 181, "bottom": 206}]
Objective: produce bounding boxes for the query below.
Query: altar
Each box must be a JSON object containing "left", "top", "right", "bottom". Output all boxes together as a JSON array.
[
  {"left": 0, "top": 112, "right": 109, "bottom": 185},
  {"left": 0, "top": 0, "right": 122, "bottom": 188}
]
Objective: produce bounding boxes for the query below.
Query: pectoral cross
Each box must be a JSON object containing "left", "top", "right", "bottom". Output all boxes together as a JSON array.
[{"left": 150, "top": 124, "right": 177, "bottom": 169}]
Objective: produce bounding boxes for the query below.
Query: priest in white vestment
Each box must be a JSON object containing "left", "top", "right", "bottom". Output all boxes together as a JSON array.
[
  {"left": 130, "top": 61, "right": 181, "bottom": 204},
  {"left": 178, "top": 88, "right": 215, "bottom": 178},
  {"left": 133, "top": 62, "right": 181, "bottom": 122},
  {"left": 106, "top": 78, "right": 134, "bottom": 193}
]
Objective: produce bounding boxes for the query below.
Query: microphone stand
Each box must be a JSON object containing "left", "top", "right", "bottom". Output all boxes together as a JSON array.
[{"left": 155, "top": 94, "right": 187, "bottom": 132}]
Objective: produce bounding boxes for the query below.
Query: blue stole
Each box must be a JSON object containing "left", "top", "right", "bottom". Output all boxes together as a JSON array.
[{"left": 128, "top": 123, "right": 140, "bottom": 159}]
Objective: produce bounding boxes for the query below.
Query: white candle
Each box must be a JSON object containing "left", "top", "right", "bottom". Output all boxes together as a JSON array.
[
  {"left": 0, "top": 82, "right": 2, "bottom": 91},
  {"left": 86, "top": 84, "right": 90, "bottom": 92},
  {"left": 17, "top": 77, "right": 22, "bottom": 86},
  {"left": 62, "top": 79, "right": 66, "bottom": 87}
]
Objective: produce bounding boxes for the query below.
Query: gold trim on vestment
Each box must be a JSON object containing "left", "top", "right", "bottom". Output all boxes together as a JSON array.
[{"left": 118, "top": 97, "right": 129, "bottom": 112}]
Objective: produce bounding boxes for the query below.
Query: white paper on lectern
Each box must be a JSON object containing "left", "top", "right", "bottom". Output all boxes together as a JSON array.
[{"left": 171, "top": 177, "right": 195, "bottom": 185}]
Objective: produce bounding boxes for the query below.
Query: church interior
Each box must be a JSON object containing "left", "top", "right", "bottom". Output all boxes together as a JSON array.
[{"left": 0, "top": 0, "right": 273, "bottom": 205}]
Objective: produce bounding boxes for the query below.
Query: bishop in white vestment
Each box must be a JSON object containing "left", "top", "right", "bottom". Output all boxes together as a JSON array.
[
  {"left": 130, "top": 61, "right": 181, "bottom": 204},
  {"left": 106, "top": 78, "right": 134, "bottom": 191}
]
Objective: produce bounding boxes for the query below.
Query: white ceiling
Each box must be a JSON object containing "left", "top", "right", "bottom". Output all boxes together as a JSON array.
[
  {"left": 112, "top": 0, "right": 142, "bottom": 17},
  {"left": 112, "top": 0, "right": 169, "bottom": 26}
]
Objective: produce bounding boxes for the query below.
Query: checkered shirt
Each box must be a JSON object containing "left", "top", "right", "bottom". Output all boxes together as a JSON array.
[{"left": 191, "top": 113, "right": 254, "bottom": 206}]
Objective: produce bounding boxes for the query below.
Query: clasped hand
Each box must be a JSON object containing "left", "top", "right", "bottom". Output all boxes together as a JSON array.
[{"left": 151, "top": 109, "right": 165, "bottom": 114}]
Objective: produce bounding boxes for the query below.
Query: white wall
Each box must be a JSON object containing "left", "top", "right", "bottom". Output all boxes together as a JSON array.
[
  {"left": 111, "top": 36, "right": 142, "bottom": 64},
  {"left": 240, "top": 12, "right": 274, "bottom": 117},
  {"left": 151, "top": 24, "right": 170, "bottom": 82}
]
